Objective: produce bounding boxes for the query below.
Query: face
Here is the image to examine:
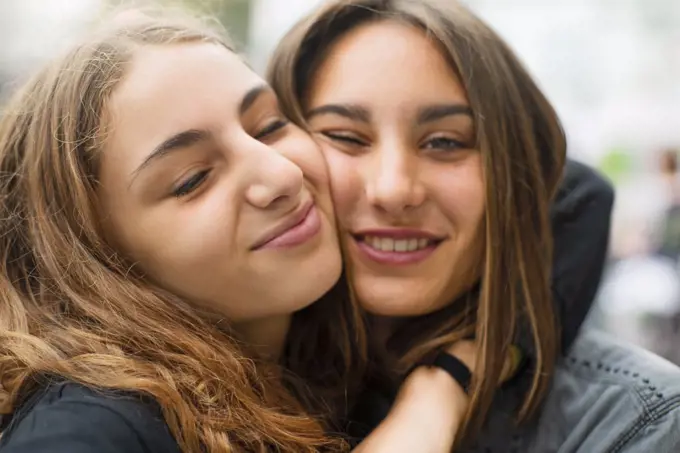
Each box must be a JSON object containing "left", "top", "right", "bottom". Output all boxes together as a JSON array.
[
  {"left": 306, "top": 21, "right": 485, "bottom": 317},
  {"left": 98, "top": 43, "right": 341, "bottom": 323}
]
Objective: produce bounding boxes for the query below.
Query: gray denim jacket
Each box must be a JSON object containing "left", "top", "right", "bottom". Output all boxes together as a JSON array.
[{"left": 467, "top": 329, "right": 680, "bottom": 453}]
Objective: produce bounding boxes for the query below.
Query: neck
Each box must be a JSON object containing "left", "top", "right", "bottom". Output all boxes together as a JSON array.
[
  {"left": 370, "top": 315, "right": 408, "bottom": 348},
  {"left": 233, "top": 314, "right": 292, "bottom": 361}
]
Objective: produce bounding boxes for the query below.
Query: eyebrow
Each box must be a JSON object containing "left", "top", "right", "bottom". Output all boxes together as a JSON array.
[
  {"left": 306, "top": 104, "right": 371, "bottom": 123},
  {"left": 239, "top": 84, "right": 270, "bottom": 116},
  {"left": 131, "top": 129, "right": 210, "bottom": 180},
  {"left": 129, "top": 84, "right": 270, "bottom": 182},
  {"left": 305, "top": 102, "right": 472, "bottom": 124},
  {"left": 417, "top": 104, "right": 473, "bottom": 123}
]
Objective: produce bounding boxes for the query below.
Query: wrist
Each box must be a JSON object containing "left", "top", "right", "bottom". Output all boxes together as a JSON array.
[{"left": 398, "top": 364, "right": 470, "bottom": 424}]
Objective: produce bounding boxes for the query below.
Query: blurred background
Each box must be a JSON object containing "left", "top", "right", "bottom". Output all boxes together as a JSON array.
[{"left": 1, "top": 0, "right": 679, "bottom": 361}]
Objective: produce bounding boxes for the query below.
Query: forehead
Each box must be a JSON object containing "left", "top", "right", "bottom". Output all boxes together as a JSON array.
[
  {"left": 109, "top": 42, "right": 260, "bottom": 130},
  {"left": 102, "top": 43, "right": 263, "bottom": 184},
  {"left": 309, "top": 20, "right": 467, "bottom": 106},
  {"left": 102, "top": 43, "right": 263, "bottom": 178}
]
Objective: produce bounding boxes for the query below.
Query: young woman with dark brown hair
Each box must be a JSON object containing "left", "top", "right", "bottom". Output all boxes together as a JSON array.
[{"left": 267, "top": 1, "right": 680, "bottom": 451}]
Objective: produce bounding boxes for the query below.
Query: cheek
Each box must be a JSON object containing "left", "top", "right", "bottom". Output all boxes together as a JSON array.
[
  {"left": 431, "top": 158, "right": 486, "bottom": 231},
  {"left": 282, "top": 132, "right": 330, "bottom": 190},
  {"left": 116, "top": 197, "right": 237, "bottom": 276},
  {"left": 321, "top": 148, "right": 364, "bottom": 223}
]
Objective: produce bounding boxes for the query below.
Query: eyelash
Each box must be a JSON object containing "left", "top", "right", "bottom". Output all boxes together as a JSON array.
[
  {"left": 255, "top": 119, "right": 289, "bottom": 140},
  {"left": 421, "top": 136, "right": 467, "bottom": 151},
  {"left": 322, "top": 132, "right": 367, "bottom": 147},
  {"left": 322, "top": 132, "right": 467, "bottom": 152},
  {"left": 173, "top": 169, "right": 210, "bottom": 198}
]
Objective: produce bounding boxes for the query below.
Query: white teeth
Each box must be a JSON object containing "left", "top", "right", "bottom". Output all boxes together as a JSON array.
[
  {"left": 394, "top": 240, "right": 408, "bottom": 252},
  {"left": 381, "top": 238, "right": 394, "bottom": 250},
  {"left": 363, "top": 236, "right": 434, "bottom": 252},
  {"left": 407, "top": 239, "right": 418, "bottom": 251}
]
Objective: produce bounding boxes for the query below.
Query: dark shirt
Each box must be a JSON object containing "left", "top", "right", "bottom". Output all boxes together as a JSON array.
[
  {"left": 551, "top": 159, "right": 615, "bottom": 353},
  {"left": 0, "top": 382, "right": 180, "bottom": 453}
]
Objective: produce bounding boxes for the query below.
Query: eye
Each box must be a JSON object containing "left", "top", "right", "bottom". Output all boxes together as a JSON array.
[
  {"left": 421, "top": 136, "right": 468, "bottom": 152},
  {"left": 254, "top": 119, "right": 289, "bottom": 140},
  {"left": 321, "top": 131, "right": 368, "bottom": 147},
  {"left": 172, "top": 169, "right": 210, "bottom": 198}
]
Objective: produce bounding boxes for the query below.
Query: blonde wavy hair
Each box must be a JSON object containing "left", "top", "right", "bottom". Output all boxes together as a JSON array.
[
  {"left": 0, "top": 8, "right": 365, "bottom": 453},
  {"left": 268, "top": 0, "right": 566, "bottom": 446}
]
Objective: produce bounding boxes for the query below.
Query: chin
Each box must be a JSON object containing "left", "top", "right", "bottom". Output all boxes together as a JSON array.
[
  {"left": 290, "top": 243, "right": 343, "bottom": 312},
  {"left": 355, "top": 283, "right": 451, "bottom": 317},
  {"left": 241, "top": 258, "right": 342, "bottom": 322},
  {"left": 360, "top": 300, "right": 445, "bottom": 317}
]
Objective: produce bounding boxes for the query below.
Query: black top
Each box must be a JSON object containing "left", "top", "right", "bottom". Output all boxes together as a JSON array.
[
  {"left": 0, "top": 382, "right": 180, "bottom": 453},
  {"left": 550, "top": 159, "right": 614, "bottom": 353}
]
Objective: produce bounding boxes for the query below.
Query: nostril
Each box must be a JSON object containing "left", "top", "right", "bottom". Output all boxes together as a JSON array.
[{"left": 270, "top": 194, "right": 290, "bottom": 207}]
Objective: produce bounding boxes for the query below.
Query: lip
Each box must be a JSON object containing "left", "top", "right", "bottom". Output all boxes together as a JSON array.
[
  {"left": 351, "top": 228, "right": 445, "bottom": 266},
  {"left": 252, "top": 202, "right": 320, "bottom": 250},
  {"left": 352, "top": 228, "right": 444, "bottom": 240}
]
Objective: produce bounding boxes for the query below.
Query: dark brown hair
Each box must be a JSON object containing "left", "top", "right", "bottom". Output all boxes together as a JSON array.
[
  {"left": 0, "top": 8, "right": 365, "bottom": 452},
  {"left": 267, "top": 0, "right": 566, "bottom": 444}
]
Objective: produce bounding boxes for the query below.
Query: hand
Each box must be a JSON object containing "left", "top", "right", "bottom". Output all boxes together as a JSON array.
[{"left": 399, "top": 342, "right": 524, "bottom": 425}]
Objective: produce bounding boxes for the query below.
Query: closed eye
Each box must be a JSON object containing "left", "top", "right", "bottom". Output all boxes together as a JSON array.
[
  {"left": 172, "top": 169, "right": 210, "bottom": 197},
  {"left": 254, "top": 119, "right": 289, "bottom": 141},
  {"left": 321, "top": 131, "right": 367, "bottom": 147}
]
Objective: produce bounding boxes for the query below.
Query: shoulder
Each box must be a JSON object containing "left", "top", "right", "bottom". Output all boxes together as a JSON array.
[
  {"left": 553, "top": 159, "right": 614, "bottom": 224},
  {"left": 550, "top": 160, "right": 615, "bottom": 352},
  {"left": 0, "top": 381, "right": 180, "bottom": 453},
  {"left": 561, "top": 329, "right": 680, "bottom": 401},
  {"left": 533, "top": 330, "right": 680, "bottom": 452}
]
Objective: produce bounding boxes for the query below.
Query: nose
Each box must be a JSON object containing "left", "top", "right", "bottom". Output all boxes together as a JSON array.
[
  {"left": 366, "top": 146, "right": 426, "bottom": 215},
  {"left": 243, "top": 141, "right": 304, "bottom": 210}
]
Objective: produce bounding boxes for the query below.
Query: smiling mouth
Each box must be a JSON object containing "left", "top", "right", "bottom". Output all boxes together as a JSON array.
[
  {"left": 252, "top": 202, "right": 319, "bottom": 250},
  {"left": 351, "top": 233, "right": 444, "bottom": 266},
  {"left": 357, "top": 235, "right": 441, "bottom": 252}
]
